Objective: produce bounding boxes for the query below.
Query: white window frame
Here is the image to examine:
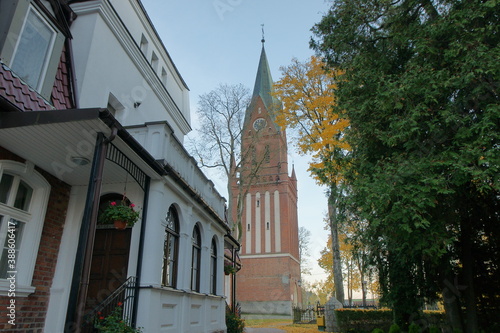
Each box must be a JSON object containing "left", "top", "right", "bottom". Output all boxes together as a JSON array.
[
  {"left": 10, "top": 5, "right": 57, "bottom": 91},
  {"left": 0, "top": 161, "right": 50, "bottom": 297},
  {"left": 210, "top": 237, "right": 217, "bottom": 295},
  {"left": 191, "top": 224, "right": 201, "bottom": 292}
]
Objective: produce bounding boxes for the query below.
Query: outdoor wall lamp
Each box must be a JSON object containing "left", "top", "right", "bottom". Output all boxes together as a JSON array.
[{"left": 71, "top": 156, "right": 90, "bottom": 166}]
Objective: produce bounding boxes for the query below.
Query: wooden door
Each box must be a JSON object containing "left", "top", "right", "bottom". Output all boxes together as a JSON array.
[{"left": 85, "top": 228, "right": 131, "bottom": 310}]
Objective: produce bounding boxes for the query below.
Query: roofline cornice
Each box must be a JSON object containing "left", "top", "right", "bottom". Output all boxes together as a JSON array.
[{"left": 69, "top": 0, "right": 192, "bottom": 135}]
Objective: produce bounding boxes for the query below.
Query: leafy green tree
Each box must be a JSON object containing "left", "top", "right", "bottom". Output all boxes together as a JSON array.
[{"left": 312, "top": 0, "right": 499, "bottom": 331}]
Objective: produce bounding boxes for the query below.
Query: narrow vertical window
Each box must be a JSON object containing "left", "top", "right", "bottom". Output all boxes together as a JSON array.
[
  {"left": 140, "top": 34, "right": 148, "bottom": 54},
  {"left": 0, "top": 171, "right": 33, "bottom": 278},
  {"left": 0, "top": 162, "right": 50, "bottom": 295},
  {"left": 210, "top": 238, "right": 217, "bottom": 295},
  {"left": 151, "top": 51, "right": 159, "bottom": 72},
  {"left": 161, "top": 67, "right": 168, "bottom": 86},
  {"left": 0, "top": 173, "right": 32, "bottom": 277},
  {"left": 191, "top": 224, "right": 201, "bottom": 292},
  {"left": 162, "top": 206, "right": 179, "bottom": 287}
]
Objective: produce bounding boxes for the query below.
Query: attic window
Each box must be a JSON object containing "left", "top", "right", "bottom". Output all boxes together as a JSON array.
[
  {"left": 140, "top": 34, "right": 148, "bottom": 54},
  {"left": 161, "top": 67, "right": 168, "bottom": 86},
  {"left": 151, "top": 52, "right": 159, "bottom": 72},
  {"left": 11, "top": 8, "right": 56, "bottom": 90}
]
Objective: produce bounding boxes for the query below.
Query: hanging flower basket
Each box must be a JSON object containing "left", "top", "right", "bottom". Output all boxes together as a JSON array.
[
  {"left": 224, "top": 259, "right": 236, "bottom": 275},
  {"left": 100, "top": 201, "right": 140, "bottom": 229}
]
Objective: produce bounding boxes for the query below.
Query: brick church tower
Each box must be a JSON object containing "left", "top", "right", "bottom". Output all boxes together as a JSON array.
[{"left": 233, "top": 41, "right": 302, "bottom": 316}]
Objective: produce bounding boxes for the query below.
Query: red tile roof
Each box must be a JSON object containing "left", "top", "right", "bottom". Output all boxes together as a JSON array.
[
  {"left": 51, "top": 44, "right": 75, "bottom": 109},
  {"left": 0, "top": 62, "right": 54, "bottom": 111},
  {"left": 0, "top": 44, "right": 75, "bottom": 112}
]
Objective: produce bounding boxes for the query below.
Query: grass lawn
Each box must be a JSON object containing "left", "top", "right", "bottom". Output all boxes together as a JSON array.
[{"left": 245, "top": 318, "right": 319, "bottom": 332}]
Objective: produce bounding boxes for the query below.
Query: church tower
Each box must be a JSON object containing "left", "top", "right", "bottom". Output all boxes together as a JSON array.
[{"left": 233, "top": 41, "right": 302, "bottom": 316}]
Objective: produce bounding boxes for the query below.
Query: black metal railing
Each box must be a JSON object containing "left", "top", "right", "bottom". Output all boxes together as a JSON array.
[
  {"left": 81, "top": 276, "right": 137, "bottom": 332},
  {"left": 293, "top": 305, "right": 318, "bottom": 324}
]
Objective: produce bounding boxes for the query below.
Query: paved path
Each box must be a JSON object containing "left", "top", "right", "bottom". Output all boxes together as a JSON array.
[{"left": 245, "top": 328, "right": 285, "bottom": 333}]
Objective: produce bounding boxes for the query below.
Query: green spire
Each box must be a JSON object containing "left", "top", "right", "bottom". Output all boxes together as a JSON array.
[{"left": 251, "top": 44, "right": 281, "bottom": 118}]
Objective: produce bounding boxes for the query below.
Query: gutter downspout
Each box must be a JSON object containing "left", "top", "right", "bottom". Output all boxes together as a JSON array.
[
  {"left": 65, "top": 131, "right": 114, "bottom": 331},
  {"left": 132, "top": 176, "right": 150, "bottom": 327}
]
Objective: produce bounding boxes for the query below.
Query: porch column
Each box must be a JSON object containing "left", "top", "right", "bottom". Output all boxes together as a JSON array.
[
  {"left": 65, "top": 132, "right": 109, "bottom": 332},
  {"left": 138, "top": 179, "right": 165, "bottom": 285}
]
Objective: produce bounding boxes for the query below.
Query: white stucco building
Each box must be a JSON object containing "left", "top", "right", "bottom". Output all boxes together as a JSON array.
[{"left": 0, "top": 1, "right": 237, "bottom": 332}]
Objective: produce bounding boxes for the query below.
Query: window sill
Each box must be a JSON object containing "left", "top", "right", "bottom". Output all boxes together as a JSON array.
[
  {"left": 0, "top": 280, "right": 36, "bottom": 297},
  {"left": 143, "top": 285, "right": 225, "bottom": 299}
]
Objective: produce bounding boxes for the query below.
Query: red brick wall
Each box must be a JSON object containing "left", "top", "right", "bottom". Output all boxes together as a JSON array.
[
  {"left": 236, "top": 256, "right": 297, "bottom": 302},
  {"left": 0, "top": 147, "right": 71, "bottom": 332}
]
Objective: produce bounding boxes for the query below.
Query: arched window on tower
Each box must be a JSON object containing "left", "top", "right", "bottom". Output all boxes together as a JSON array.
[
  {"left": 162, "top": 205, "right": 179, "bottom": 287},
  {"left": 264, "top": 145, "right": 270, "bottom": 163},
  {"left": 191, "top": 224, "right": 201, "bottom": 292}
]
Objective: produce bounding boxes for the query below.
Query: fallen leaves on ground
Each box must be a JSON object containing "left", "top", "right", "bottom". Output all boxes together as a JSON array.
[
  {"left": 245, "top": 318, "right": 319, "bottom": 332},
  {"left": 276, "top": 323, "right": 319, "bottom": 332}
]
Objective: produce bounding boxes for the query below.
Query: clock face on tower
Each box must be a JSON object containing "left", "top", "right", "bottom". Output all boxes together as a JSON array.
[{"left": 253, "top": 118, "right": 267, "bottom": 131}]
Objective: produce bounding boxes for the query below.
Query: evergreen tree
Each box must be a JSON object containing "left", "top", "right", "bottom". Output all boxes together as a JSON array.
[{"left": 311, "top": 0, "right": 499, "bottom": 331}]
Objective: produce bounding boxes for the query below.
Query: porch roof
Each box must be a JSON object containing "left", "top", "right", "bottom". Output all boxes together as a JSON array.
[
  {"left": 0, "top": 108, "right": 231, "bottom": 230},
  {"left": 0, "top": 108, "right": 165, "bottom": 186}
]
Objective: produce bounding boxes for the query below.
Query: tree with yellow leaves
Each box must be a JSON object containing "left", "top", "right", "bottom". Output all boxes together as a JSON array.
[
  {"left": 274, "top": 56, "right": 349, "bottom": 181},
  {"left": 318, "top": 227, "right": 379, "bottom": 307},
  {"left": 274, "top": 56, "right": 349, "bottom": 304}
]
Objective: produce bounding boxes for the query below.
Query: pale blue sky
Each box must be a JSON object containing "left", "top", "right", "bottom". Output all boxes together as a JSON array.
[{"left": 141, "top": 0, "right": 332, "bottom": 284}]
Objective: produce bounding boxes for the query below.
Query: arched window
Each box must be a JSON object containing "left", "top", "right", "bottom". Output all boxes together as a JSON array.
[
  {"left": 0, "top": 174, "right": 32, "bottom": 278},
  {"left": 210, "top": 238, "right": 217, "bottom": 295},
  {"left": 162, "top": 205, "right": 179, "bottom": 287},
  {"left": 0, "top": 161, "right": 50, "bottom": 295},
  {"left": 191, "top": 224, "right": 201, "bottom": 292}
]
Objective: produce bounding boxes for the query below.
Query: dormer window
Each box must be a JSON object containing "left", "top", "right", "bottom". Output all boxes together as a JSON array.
[
  {"left": 11, "top": 7, "right": 56, "bottom": 91},
  {"left": 151, "top": 51, "right": 159, "bottom": 72},
  {"left": 140, "top": 34, "right": 148, "bottom": 54},
  {"left": 161, "top": 67, "right": 168, "bottom": 86},
  {"left": 1, "top": 2, "right": 65, "bottom": 99}
]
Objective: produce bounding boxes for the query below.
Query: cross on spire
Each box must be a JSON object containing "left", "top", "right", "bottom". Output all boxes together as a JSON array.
[{"left": 261, "top": 24, "right": 265, "bottom": 45}]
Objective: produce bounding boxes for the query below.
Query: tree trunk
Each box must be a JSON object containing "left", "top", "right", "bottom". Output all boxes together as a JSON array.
[
  {"left": 347, "top": 261, "right": 352, "bottom": 306},
  {"left": 328, "top": 185, "right": 344, "bottom": 305},
  {"left": 361, "top": 270, "right": 366, "bottom": 308},
  {"left": 442, "top": 277, "right": 464, "bottom": 332},
  {"left": 461, "top": 217, "right": 479, "bottom": 333}
]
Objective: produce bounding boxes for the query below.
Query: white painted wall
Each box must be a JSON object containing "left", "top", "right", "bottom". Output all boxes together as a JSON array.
[
  {"left": 45, "top": 1, "right": 229, "bottom": 332},
  {"left": 70, "top": 0, "right": 191, "bottom": 140}
]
